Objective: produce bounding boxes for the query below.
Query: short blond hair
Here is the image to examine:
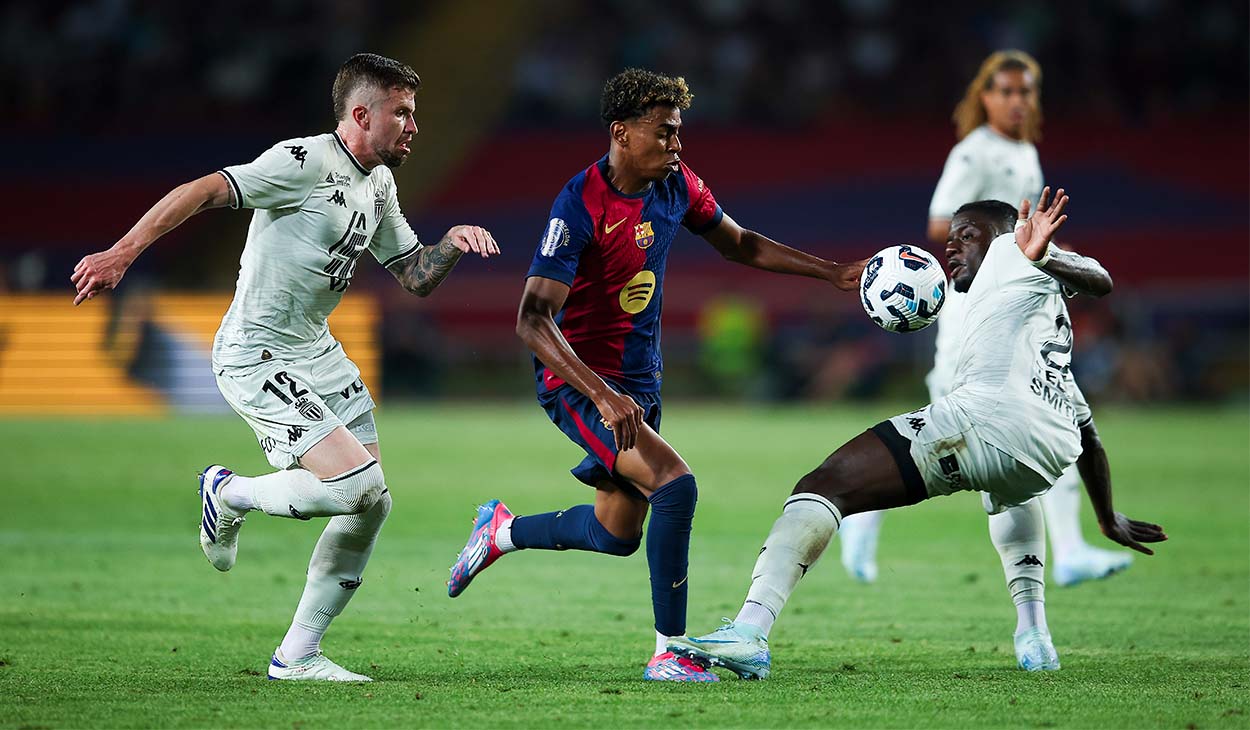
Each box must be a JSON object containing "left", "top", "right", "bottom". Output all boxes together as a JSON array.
[{"left": 953, "top": 50, "right": 1043, "bottom": 142}]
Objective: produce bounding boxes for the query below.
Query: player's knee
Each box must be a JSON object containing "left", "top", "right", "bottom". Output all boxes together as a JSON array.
[
  {"left": 648, "top": 473, "right": 697, "bottom": 520},
  {"left": 794, "top": 454, "right": 851, "bottom": 501},
  {"left": 588, "top": 514, "right": 642, "bottom": 556},
  {"left": 324, "top": 460, "right": 387, "bottom": 514}
]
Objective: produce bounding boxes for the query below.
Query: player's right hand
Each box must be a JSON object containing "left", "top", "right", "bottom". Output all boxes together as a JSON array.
[
  {"left": 1099, "top": 511, "right": 1167, "bottom": 555},
  {"left": 71, "top": 247, "right": 130, "bottom": 305},
  {"left": 595, "top": 389, "right": 645, "bottom": 452}
]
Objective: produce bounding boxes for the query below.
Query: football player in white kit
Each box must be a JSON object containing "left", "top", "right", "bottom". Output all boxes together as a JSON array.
[
  {"left": 671, "top": 189, "right": 1167, "bottom": 679},
  {"left": 71, "top": 53, "right": 500, "bottom": 681},
  {"left": 839, "top": 50, "right": 1134, "bottom": 591}
]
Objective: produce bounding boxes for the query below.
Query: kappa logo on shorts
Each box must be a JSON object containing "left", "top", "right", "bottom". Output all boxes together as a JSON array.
[
  {"left": 295, "top": 398, "right": 324, "bottom": 422},
  {"left": 287, "top": 425, "right": 307, "bottom": 446},
  {"left": 1015, "top": 555, "right": 1044, "bottom": 567},
  {"left": 906, "top": 416, "right": 926, "bottom": 434}
]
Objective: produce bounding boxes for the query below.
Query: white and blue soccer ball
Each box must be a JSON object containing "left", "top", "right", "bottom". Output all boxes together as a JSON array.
[{"left": 859, "top": 244, "right": 946, "bottom": 333}]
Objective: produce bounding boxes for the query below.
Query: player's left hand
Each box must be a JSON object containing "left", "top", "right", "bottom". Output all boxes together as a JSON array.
[
  {"left": 445, "top": 225, "right": 500, "bottom": 259},
  {"left": 1016, "top": 186, "right": 1069, "bottom": 262},
  {"left": 1099, "top": 511, "right": 1167, "bottom": 555},
  {"left": 71, "top": 247, "right": 131, "bottom": 306},
  {"left": 829, "top": 258, "right": 868, "bottom": 291}
]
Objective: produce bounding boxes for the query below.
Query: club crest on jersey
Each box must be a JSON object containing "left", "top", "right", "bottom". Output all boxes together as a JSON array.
[
  {"left": 373, "top": 185, "right": 386, "bottom": 223},
  {"left": 541, "top": 217, "right": 569, "bottom": 256},
  {"left": 634, "top": 221, "right": 655, "bottom": 249},
  {"left": 619, "top": 270, "right": 656, "bottom": 314}
]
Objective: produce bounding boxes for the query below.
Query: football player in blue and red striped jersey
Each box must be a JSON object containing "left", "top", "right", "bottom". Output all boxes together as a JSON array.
[{"left": 448, "top": 68, "right": 865, "bottom": 681}]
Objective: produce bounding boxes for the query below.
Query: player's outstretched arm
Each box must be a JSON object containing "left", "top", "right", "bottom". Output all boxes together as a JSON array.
[
  {"left": 1016, "top": 186, "right": 1113, "bottom": 297},
  {"left": 387, "top": 225, "right": 499, "bottom": 297},
  {"left": 516, "top": 276, "right": 644, "bottom": 451},
  {"left": 1075, "top": 418, "right": 1168, "bottom": 555},
  {"left": 701, "top": 213, "right": 867, "bottom": 291},
  {"left": 71, "top": 173, "right": 233, "bottom": 305}
]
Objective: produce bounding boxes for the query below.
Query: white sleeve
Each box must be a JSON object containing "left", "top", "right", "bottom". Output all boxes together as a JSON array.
[
  {"left": 219, "top": 138, "right": 324, "bottom": 211},
  {"left": 929, "top": 142, "right": 983, "bottom": 219},
  {"left": 369, "top": 173, "right": 422, "bottom": 268}
]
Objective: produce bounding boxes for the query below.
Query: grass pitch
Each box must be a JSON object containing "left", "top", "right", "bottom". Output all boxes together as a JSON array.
[{"left": 1, "top": 403, "right": 1247, "bottom": 728}]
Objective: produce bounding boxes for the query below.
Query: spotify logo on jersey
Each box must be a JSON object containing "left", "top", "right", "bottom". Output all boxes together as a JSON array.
[{"left": 619, "top": 270, "right": 656, "bottom": 314}]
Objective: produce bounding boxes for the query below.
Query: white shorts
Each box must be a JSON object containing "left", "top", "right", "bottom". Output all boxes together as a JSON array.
[
  {"left": 214, "top": 343, "right": 378, "bottom": 469},
  {"left": 877, "top": 397, "right": 1053, "bottom": 509}
]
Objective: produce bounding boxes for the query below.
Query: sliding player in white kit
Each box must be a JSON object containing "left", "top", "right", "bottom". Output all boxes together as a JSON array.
[
  {"left": 71, "top": 53, "right": 500, "bottom": 681},
  {"left": 671, "top": 189, "right": 1167, "bottom": 679},
  {"left": 839, "top": 51, "right": 1134, "bottom": 596}
]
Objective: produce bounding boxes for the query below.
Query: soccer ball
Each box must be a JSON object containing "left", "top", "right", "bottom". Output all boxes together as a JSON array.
[{"left": 859, "top": 244, "right": 946, "bottom": 332}]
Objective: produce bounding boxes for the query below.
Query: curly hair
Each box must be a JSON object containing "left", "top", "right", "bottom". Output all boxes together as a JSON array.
[
  {"left": 599, "top": 68, "right": 693, "bottom": 127},
  {"left": 952, "top": 50, "right": 1042, "bottom": 143},
  {"left": 332, "top": 53, "right": 421, "bottom": 121}
]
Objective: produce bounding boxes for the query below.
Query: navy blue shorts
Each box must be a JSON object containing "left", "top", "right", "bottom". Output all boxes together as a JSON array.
[{"left": 538, "top": 384, "right": 662, "bottom": 489}]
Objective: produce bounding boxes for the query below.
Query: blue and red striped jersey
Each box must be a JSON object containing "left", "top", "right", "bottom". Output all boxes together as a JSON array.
[{"left": 526, "top": 155, "right": 723, "bottom": 394}]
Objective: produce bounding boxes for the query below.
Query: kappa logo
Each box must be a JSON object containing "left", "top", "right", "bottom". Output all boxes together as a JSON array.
[
  {"left": 634, "top": 221, "right": 655, "bottom": 249},
  {"left": 285, "top": 145, "right": 307, "bottom": 168},
  {"left": 339, "top": 578, "right": 363, "bottom": 590},
  {"left": 906, "top": 416, "right": 926, "bottom": 434},
  {"left": 287, "top": 425, "right": 307, "bottom": 446},
  {"left": 604, "top": 217, "right": 628, "bottom": 235},
  {"left": 329, "top": 190, "right": 346, "bottom": 207},
  {"left": 288, "top": 505, "right": 310, "bottom": 521},
  {"left": 1015, "top": 555, "right": 1044, "bottom": 567}
]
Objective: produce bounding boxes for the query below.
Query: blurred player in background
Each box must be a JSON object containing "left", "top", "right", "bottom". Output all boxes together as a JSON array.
[
  {"left": 446, "top": 68, "right": 865, "bottom": 681},
  {"left": 673, "top": 190, "right": 1167, "bottom": 679},
  {"left": 72, "top": 53, "right": 499, "bottom": 681},
  {"left": 839, "top": 50, "right": 1133, "bottom": 595}
]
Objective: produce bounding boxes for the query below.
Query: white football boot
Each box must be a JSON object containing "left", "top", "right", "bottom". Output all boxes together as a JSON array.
[
  {"left": 1014, "top": 627, "right": 1061, "bottom": 671},
  {"left": 198, "top": 465, "right": 245, "bottom": 571},
  {"left": 267, "top": 649, "right": 373, "bottom": 682}
]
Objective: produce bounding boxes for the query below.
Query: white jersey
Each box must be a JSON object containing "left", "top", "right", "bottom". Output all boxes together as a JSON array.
[
  {"left": 945, "top": 233, "right": 1092, "bottom": 482},
  {"left": 213, "top": 132, "right": 422, "bottom": 367},
  {"left": 928, "top": 125, "right": 1044, "bottom": 395}
]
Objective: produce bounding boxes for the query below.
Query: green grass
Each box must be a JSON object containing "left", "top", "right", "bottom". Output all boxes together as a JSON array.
[{"left": 1, "top": 403, "right": 1247, "bottom": 728}]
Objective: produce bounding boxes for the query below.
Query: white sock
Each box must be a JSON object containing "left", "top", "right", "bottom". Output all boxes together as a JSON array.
[
  {"left": 654, "top": 631, "right": 668, "bottom": 656},
  {"left": 740, "top": 493, "right": 842, "bottom": 639},
  {"left": 735, "top": 601, "right": 777, "bottom": 635},
  {"left": 988, "top": 498, "right": 1047, "bottom": 633},
  {"left": 279, "top": 491, "right": 392, "bottom": 661},
  {"left": 1040, "top": 465, "right": 1088, "bottom": 563},
  {"left": 1015, "top": 599, "right": 1049, "bottom": 635},
  {"left": 495, "top": 517, "right": 517, "bottom": 553},
  {"left": 228, "top": 461, "right": 383, "bottom": 519}
]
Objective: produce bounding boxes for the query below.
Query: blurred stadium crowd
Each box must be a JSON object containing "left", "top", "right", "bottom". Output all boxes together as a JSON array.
[{"left": 1, "top": 0, "right": 1246, "bottom": 409}]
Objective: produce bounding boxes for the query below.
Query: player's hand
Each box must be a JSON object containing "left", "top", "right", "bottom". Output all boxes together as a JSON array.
[
  {"left": 1016, "top": 186, "right": 1069, "bottom": 262},
  {"left": 71, "top": 247, "right": 132, "bottom": 306},
  {"left": 445, "top": 225, "right": 500, "bottom": 259},
  {"left": 594, "top": 389, "right": 645, "bottom": 452},
  {"left": 1099, "top": 511, "right": 1167, "bottom": 555},
  {"left": 829, "top": 258, "right": 868, "bottom": 291}
]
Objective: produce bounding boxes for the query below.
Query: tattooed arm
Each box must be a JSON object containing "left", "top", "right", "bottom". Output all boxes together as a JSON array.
[{"left": 387, "top": 224, "right": 499, "bottom": 297}]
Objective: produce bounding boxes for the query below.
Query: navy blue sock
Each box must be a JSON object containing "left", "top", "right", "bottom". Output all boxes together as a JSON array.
[
  {"left": 645, "top": 474, "right": 698, "bottom": 637},
  {"left": 510, "top": 504, "right": 639, "bottom": 556}
]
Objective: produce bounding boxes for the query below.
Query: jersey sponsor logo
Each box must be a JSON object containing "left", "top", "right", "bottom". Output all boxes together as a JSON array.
[
  {"left": 325, "top": 210, "right": 369, "bottom": 291},
  {"left": 329, "top": 190, "right": 347, "bottom": 207},
  {"left": 604, "top": 217, "right": 628, "bottom": 235},
  {"left": 284, "top": 145, "right": 308, "bottom": 168},
  {"left": 540, "top": 217, "right": 569, "bottom": 256},
  {"left": 634, "top": 221, "right": 655, "bottom": 249},
  {"left": 325, "top": 172, "right": 351, "bottom": 187},
  {"left": 619, "top": 270, "right": 656, "bottom": 314}
]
